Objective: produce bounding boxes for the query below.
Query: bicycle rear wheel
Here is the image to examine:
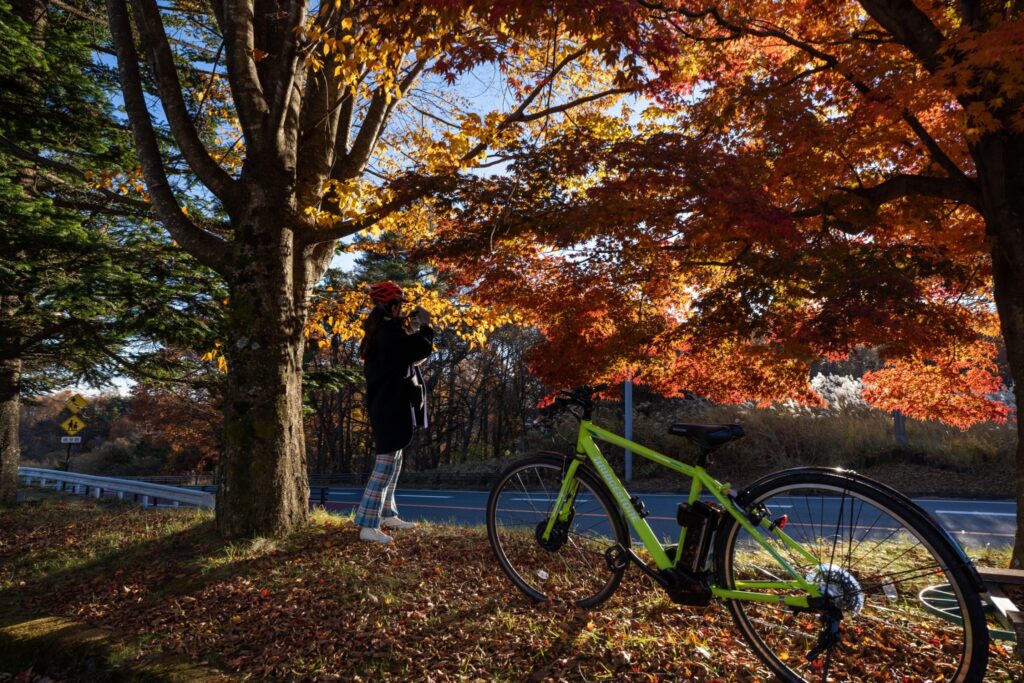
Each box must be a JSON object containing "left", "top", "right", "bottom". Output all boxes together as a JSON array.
[
  {"left": 715, "top": 468, "right": 988, "bottom": 683},
  {"left": 487, "top": 454, "right": 629, "bottom": 608}
]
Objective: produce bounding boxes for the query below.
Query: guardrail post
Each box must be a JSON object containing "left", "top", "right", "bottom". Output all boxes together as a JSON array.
[
  {"left": 117, "top": 491, "right": 124, "bottom": 500},
  {"left": 40, "top": 478, "right": 47, "bottom": 488},
  {"left": 93, "top": 487, "right": 102, "bottom": 499},
  {"left": 320, "top": 486, "right": 327, "bottom": 507},
  {"left": 141, "top": 495, "right": 150, "bottom": 507}
]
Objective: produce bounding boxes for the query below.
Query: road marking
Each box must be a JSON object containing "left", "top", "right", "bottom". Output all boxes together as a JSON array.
[
  {"left": 398, "top": 494, "right": 453, "bottom": 499},
  {"left": 915, "top": 498, "right": 1015, "bottom": 506},
  {"left": 510, "top": 497, "right": 593, "bottom": 503},
  {"left": 934, "top": 510, "right": 1016, "bottom": 517}
]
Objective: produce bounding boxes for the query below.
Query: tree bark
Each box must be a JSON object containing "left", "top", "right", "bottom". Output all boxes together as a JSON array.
[
  {"left": 976, "top": 133, "right": 1024, "bottom": 566},
  {"left": 215, "top": 200, "right": 310, "bottom": 537},
  {"left": 0, "top": 358, "right": 22, "bottom": 507}
]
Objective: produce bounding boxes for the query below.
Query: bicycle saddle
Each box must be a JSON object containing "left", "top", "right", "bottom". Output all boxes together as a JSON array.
[{"left": 668, "top": 423, "right": 745, "bottom": 449}]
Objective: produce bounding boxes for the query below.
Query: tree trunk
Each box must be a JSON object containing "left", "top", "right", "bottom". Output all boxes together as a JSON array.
[
  {"left": 216, "top": 204, "right": 310, "bottom": 538},
  {"left": 977, "top": 133, "right": 1024, "bottom": 567},
  {"left": 0, "top": 358, "right": 22, "bottom": 507},
  {"left": 992, "top": 242, "right": 1024, "bottom": 567}
]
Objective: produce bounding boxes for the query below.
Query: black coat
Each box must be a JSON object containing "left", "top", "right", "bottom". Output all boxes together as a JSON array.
[{"left": 364, "top": 318, "right": 434, "bottom": 454}]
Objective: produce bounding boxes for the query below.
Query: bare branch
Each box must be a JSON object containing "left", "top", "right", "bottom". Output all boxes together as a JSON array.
[
  {"left": 130, "top": 0, "right": 239, "bottom": 210},
  {"left": 268, "top": 0, "right": 308, "bottom": 146},
  {"left": 213, "top": 0, "right": 269, "bottom": 151},
  {"left": 105, "top": 0, "right": 231, "bottom": 275}
]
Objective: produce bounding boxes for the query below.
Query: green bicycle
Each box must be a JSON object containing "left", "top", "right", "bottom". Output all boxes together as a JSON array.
[{"left": 486, "top": 387, "right": 989, "bottom": 682}]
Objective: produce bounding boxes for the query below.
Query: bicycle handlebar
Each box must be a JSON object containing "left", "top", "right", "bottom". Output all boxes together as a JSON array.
[{"left": 534, "top": 385, "right": 610, "bottom": 424}]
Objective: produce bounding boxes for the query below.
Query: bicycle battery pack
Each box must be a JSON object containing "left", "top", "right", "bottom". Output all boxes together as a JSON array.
[{"left": 676, "top": 501, "right": 723, "bottom": 574}]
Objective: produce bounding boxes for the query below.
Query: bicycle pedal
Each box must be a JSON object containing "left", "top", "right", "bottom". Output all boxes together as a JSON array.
[{"left": 604, "top": 544, "right": 630, "bottom": 572}]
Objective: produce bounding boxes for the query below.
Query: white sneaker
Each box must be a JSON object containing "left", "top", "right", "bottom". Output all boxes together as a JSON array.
[
  {"left": 359, "top": 527, "right": 393, "bottom": 544},
  {"left": 382, "top": 517, "right": 418, "bottom": 530}
]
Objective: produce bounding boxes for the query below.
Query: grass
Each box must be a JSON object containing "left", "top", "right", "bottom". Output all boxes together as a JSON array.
[{"left": 1, "top": 491, "right": 1022, "bottom": 681}]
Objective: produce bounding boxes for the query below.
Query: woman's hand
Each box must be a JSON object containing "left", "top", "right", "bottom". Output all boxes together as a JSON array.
[{"left": 412, "top": 306, "right": 431, "bottom": 327}]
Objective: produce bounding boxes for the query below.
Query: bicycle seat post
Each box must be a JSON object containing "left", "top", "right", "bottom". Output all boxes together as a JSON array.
[{"left": 697, "top": 446, "right": 713, "bottom": 469}]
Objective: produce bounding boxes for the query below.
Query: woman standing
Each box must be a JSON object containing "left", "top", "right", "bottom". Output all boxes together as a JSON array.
[{"left": 354, "top": 280, "right": 433, "bottom": 544}]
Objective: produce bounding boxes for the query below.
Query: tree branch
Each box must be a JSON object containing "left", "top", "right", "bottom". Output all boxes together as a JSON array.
[
  {"left": 268, "top": 0, "right": 307, "bottom": 144},
  {"left": 333, "top": 59, "right": 426, "bottom": 181},
  {"left": 298, "top": 179, "right": 438, "bottom": 246},
  {"left": 857, "top": 0, "right": 946, "bottom": 73},
  {"left": 460, "top": 48, "right": 586, "bottom": 164},
  {"left": 51, "top": 0, "right": 220, "bottom": 56},
  {"left": 850, "top": 173, "right": 979, "bottom": 207},
  {"left": 213, "top": 0, "right": 268, "bottom": 153},
  {"left": 519, "top": 87, "right": 633, "bottom": 122},
  {"left": 105, "top": 0, "right": 231, "bottom": 276},
  {"left": 0, "top": 134, "right": 152, "bottom": 212},
  {"left": 11, "top": 317, "right": 83, "bottom": 356},
  {"left": 130, "top": 0, "right": 239, "bottom": 210},
  {"left": 649, "top": 4, "right": 975, "bottom": 194}
]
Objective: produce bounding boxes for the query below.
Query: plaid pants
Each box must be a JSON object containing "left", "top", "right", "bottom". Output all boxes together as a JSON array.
[{"left": 353, "top": 450, "right": 403, "bottom": 529}]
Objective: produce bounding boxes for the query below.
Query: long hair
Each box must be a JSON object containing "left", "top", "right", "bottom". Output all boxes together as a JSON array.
[{"left": 359, "top": 305, "right": 389, "bottom": 360}]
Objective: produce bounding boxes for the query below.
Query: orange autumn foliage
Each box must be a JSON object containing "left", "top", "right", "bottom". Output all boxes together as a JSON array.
[
  {"left": 411, "top": 0, "right": 1021, "bottom": 429},
  {"left": 128, "top": 383, "right": 222, "bottom": 471},
  {"left": 862, "top": 341, "right": 1010, "bottom": 429}
]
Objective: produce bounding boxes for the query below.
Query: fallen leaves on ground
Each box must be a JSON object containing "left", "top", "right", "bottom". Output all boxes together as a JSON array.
[{"left": 0, "top": 498, "right": 1020, "bottom": 682}]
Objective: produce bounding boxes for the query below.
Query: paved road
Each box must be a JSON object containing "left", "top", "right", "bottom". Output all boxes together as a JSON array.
[{"left": 316, "top": 487, "right": 1016, "bottom": 548}]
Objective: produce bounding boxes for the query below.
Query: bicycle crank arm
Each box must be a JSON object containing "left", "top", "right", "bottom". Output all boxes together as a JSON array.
[{"left": 605, "top": 544, "right": 672, "bottom": 589}]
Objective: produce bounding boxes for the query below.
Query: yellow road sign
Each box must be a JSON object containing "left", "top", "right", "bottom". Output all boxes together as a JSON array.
[
  {"left": 66, "top": 393, "right": 88, "bottom": 413},
  {"left": 61, "top": 415, "right": 86, "bottom": 436}
]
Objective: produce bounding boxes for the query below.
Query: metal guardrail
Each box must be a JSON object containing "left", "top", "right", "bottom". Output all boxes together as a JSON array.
[
  {"left": 19, "top": 467, "right": 500, "bottom": 512},
  {"left": 124, "top": 471, "right": 501, "bottom": 489},
  {"left": 18, "top": 467, "right": 215, "bottom": 509}
]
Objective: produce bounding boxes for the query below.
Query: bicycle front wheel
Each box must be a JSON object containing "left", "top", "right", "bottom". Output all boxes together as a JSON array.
[
  {"left": 715, "top": 468, "right": 988, "bottom": 683},
  {"left": 487, "top": 454, "right": 629, "bottom": 608}
]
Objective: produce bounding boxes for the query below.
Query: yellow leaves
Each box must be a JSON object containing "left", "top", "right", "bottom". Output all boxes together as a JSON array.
[
  {"left": 305, "top": 54, "right": 324, "bottom": 72},
  {"left": 201, "top": 347, "right": 229, "bottom": 374},
  {"left": 305, "top": 281, "right": 517, "bottom": 350},
  {"left": 341, "top": 17, "right": 352, "bottom": 30}
]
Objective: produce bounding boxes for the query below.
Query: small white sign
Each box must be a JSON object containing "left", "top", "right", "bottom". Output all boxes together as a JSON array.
[{"left": 61, "top": 436, "right": 82, "bottom": 444}]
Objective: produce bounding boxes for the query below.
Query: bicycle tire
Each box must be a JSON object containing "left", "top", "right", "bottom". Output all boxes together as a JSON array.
[
  {"left": 715, "top": 467, "right": 988, "bottom": 683},
  {"left": 487, "top": 454, "right": 630, "bottom": 608}
]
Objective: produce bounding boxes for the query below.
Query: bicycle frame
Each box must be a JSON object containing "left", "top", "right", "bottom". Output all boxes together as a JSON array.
[{"left": 541, "top": 419, "right": 823, "bottom": 609}]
